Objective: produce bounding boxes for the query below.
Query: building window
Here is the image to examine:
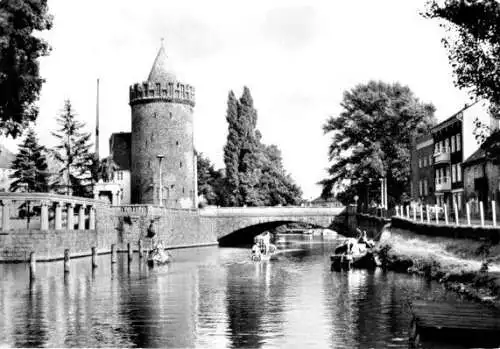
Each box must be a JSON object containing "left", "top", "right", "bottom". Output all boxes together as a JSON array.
[
  {"left": 176, "top": 140, "right": 179, "bottom": 147},
  {"left": 169, "top": 112, "right": 173, "bottom": 119},
  {"left": 445, "top": 138, "right": 450, "bottom": 152},
  {"left": 182, "top": 187, "right": 185, "bottom": 194},
  {"left": 419, "top": 180, "right": 423, "bottom": 196},
  {"left": 451, "top": 164, "right": 456, "bottom": 183},
  {"left": 451, "top": 135, "right": 455, "bottom": 152},
  {"left": 457, "top": 163, "right": 462, "bottom": 181},
  {"left": 156, "top": 83, "right": 161, "bottom": 95},
  {"left": 424, "top": 179, "right": 428, "bottom": 196},
  {"left": 457, "top": 133, "right": 461, "bottom": 151},
  {"left": 429, "top": 155, "right": 432, "bottom": 165},
  {"left": 423, "top": 157, "right": 427, "bottom": 167},
  {"left": 418, "top": 158, "right": 422, "bottom": 168}
]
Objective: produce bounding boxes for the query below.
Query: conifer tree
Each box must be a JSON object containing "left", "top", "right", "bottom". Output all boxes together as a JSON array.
[
  {"left": 9, "top": 127, "right": 49, "bottom": 192},
  {"left": 51, "top": 100, "right": 93, "bottom": 197}
]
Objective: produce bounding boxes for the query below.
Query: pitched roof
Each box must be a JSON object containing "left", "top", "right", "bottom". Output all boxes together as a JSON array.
[
  {"left": 147, "top": 43, "right": 176, "bottom": 82},
  {"left": 463, "top": 147, "right": 486, "bottom": 166}
]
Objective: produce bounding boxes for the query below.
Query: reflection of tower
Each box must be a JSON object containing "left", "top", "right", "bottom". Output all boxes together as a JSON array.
[{"left": 129, "top": 42, "right": 197, "bottom": 207}]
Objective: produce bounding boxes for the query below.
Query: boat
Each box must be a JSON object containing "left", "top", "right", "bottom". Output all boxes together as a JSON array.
[
  {"left": 147, "top": 241, "right": 171, "bottom": 266},
  {"left": 251, "top": 232, "right": 277, "bottom": 262},
  {"left": 330, "top": 231, "right": 379, "bottom": 271}
]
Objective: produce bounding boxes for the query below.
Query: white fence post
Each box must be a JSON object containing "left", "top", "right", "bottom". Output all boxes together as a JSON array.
[
  {"left": 434, "top": 204, "right": 439, "bottom": 224},
  {"left": 480, "top": 201, "right": 485, "bottom": 227},
  {"left": 426, "top": 205, "right": 431, "bottom": 224},
  {"left": 395, "top": 205, "right": 399, "bottom": 217},
  {"left": 406, "top": 205, "right": 410, "bottom": 219},
  {"left": 493, "top": 200, "right": 497, "bottom": 227},
  {"left": 420, "top": 205, "right": 424, "bottom": 223},
  {"left": 444, "top": 204, "right": 449, "bottom": 225},
  {"left": 413, "top": 206, "right": 416, "bottom": 221},
  {"left": 453, "top": 199, "right": 459, "bottom": 226},
  {"left": 466, "top": 202, "right": 471, "bottom": 226}
]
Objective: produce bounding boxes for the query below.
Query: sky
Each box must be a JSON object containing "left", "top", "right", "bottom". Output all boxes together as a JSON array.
[{"left": 2, "top": 0, "right": 472, "bottom": 200}]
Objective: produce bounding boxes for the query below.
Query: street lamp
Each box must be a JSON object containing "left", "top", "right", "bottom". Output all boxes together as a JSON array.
[{"left": 157, "top": 155, "right": 165, "bottom": 206}]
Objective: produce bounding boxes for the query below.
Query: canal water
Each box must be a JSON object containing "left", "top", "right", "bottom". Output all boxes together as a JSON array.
[{"left": 0, "top": 235, "right": 467, "bottom": 348}]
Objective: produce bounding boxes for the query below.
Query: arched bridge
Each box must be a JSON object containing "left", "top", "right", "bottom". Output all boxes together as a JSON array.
[{"left": 199, "top": 206, "right": 345, "bottom": 246}]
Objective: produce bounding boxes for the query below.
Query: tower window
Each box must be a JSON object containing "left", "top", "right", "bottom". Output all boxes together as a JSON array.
[
  {"left": 169, "top": 112, "right": 173, "bottom": 119},
  {"left": 176, "top": 141, "right": 179, "bottom": 147},
  {"left": 182, "top": 187, "right": 185, "bottom": 194},
  {"left": 180, "top": 161, "right": 183, "bottom": 168},
  {"left": 153, "top": 112, "right": 157, "bottom": 118},
  {"left": 156, "top": 83, "right": 161, "bottom": 95},
  {"left": 170, "top": 184, "right": 174, "bottom": 189}
]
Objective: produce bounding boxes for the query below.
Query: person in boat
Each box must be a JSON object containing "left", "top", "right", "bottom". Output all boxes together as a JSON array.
[
  {"left": 261, "top": 232, "right": 271, "bottom": 255},
  {"left": 251, "top": 243, "right": 261, "bottom": 260},
  {"left": 147, "top": 219, "right": 159, "bottom": 250}
]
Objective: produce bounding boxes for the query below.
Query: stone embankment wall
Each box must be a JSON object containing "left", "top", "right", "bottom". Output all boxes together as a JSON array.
[
  {"left": 116, "top": 206, "right": 217, "bottom": 251},
  {"left": 0, "top": 199, "right": 218, "bottom": 262}
]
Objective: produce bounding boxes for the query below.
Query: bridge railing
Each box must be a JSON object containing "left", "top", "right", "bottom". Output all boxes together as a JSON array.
[{"left": 199, "top": 206, "right": 345, "bottom": 217}]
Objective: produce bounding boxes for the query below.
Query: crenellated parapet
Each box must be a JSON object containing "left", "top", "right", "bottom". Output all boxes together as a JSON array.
[{"left": 129, "top": 80, "right": 195, "bottom": 107}]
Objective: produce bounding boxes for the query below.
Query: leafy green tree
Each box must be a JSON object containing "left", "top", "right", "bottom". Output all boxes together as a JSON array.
[
  {"left": 196, "top": 152, "right": 224, "bottom": 206},
  {"left": 0, "top": 0, "right": 52, "bottom": 138},
  {"left": 425, "top": 0, "right": 500, "bottom": 164},
  {"left": 9, "top": 127, "right": 49, "bottom": 192},
  {"left": 222, "top": 86, "right": 302, "bottom": 206},
  {"left": 321, "top": 81, "right": 436, "bottom": 206},
  {"left": 51, "top": 100, "right": 93, "bottom": 197},
  {"left": 424, "top": 0, "right": 500, "bottom": 106}
]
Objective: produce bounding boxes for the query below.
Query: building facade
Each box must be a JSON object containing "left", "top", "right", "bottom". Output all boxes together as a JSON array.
[
  {"left": 410, "top": 134, "right": 435, "bottom": 204},
  {"left": 427, "top": 100, "right": 494, "bottom": 211}
]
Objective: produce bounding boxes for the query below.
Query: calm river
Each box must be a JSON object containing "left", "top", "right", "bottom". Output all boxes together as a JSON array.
[{"left": 0, "top": 235, "right": 467, "bottom": 348}]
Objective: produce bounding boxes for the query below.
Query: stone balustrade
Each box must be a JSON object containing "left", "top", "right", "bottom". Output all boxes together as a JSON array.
[{"left": 0, "top": 192, "right": 108, "bottom": 232}]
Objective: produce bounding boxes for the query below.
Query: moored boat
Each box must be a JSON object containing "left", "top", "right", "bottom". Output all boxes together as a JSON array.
[
  {"left": 147, "top": 241, "right": 171, "bottom": 266},
  {"left": 251, "top": 231, "right": 276, "bottom": 261}
]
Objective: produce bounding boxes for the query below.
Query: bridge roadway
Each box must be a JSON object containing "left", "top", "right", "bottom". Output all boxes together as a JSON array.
[{"left": 199, "top": 206, "right": 345, "bottom": 245}]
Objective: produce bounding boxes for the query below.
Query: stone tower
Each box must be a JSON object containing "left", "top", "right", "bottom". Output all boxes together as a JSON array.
[{"left": 129, "top": 43, "right": 197, "bottom": 207}]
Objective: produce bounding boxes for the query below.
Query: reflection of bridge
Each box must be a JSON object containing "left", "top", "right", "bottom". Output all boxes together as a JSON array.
[{"left": 200, "top": 206, "right": 345, "bottom": 246}]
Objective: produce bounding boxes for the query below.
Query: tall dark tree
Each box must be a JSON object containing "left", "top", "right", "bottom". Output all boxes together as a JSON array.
[
  {"left": 223, "top": 91, "right": 240, "bottom": 205},
  {"left": 322, "top": 81, "right": 436, "bottom": 206},
  {"left": 424, "top": 0, "right": 500, "bottom": 164},
  {"left": 9, "top": 127, "right": 49, "bottom": 192},
  {"left": 0, "top": 0, "right": 52, "bottom": 138},
  {"left": 222, "top": 86, "right": 303, "bottom": 206},
  {"left": 51, "top": 100, "right": 93, "bottom": 197}
]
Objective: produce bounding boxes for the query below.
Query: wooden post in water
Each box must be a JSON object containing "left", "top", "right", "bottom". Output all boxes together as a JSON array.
[
  {"left": 443, "top": 205, "right": 449, "bottom": 225},
  {"left": 111, "top": 244, "right": 117, "bottom": 264},
  {"left": 466, "top": 202, "right": 471, "bottom": 226},
  {"left": 64, "top": 249, "right": 70, "bottom": 273},
  {"left": 492, "top": 200, "right": 496, "bottom": 227},
  {"left": 434, "top": 205, "right": 439, "bottom": 224},
  {"left": 453, "top": 199, "right": 459, "bottom": 226},
  {"left": 138, "top": 239, "right": 144, "bottom": 258},
  {"left": 91, "top": 247, "right": 98, "bottom": 268},
  {"left": 128, "top": 242, "right": 133, "bottom": 262},
  {"left": 29, "top": 252, "right": 36, "bottom": 280},
  {"left": 480, "top": 201, "right": 485, "bottom": 227}
]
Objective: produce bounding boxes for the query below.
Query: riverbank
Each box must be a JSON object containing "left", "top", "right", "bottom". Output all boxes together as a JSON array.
[{"left": 376, "top": 226, "right": 500, "bottom": 308}]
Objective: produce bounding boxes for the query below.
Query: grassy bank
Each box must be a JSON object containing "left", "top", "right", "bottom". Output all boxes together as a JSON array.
[{"left": 376, "top": 227, "right": 500, "bottom": 308}]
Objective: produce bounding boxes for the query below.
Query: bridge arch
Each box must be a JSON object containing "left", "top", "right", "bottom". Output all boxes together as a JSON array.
[{"left": 217, "top": 219, "right": 328, "bottom": 246}]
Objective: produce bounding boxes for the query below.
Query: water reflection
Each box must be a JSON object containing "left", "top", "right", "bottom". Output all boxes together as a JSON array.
[{"left": 0, "top": 237, "right": 468, "bottom": 348}]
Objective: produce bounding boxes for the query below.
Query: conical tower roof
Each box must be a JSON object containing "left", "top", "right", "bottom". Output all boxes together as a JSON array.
[{"left": 147, "top": 41, "right": 176, "bottom": 82}]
